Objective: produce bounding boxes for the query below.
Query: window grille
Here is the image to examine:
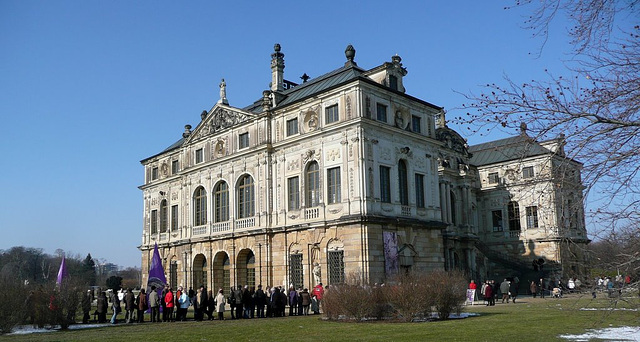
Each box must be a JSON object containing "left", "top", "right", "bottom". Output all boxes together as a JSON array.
[
  {"left": 289, "top": 254, "right": 303, "bottom": 289},
  {"left": 328, "top": 250, "right": 344, "bottom": 284}
]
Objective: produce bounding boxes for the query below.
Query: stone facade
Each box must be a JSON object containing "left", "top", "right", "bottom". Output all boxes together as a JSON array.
[{"left": 139, "top": 45, "right": 589, "bottom": 292}]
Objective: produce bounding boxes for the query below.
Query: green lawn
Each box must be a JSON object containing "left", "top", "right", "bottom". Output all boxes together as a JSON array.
[{"left": 3, "top": 295, "right": 638, "bottom": 342}]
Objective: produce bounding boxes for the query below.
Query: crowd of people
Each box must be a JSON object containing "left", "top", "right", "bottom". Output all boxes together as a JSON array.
[
  {"left": 84, "top": 283, "right": 326, "bottom": 324},
  {"left": 470, "top": 274, "right": 635, "bottom": 304}
]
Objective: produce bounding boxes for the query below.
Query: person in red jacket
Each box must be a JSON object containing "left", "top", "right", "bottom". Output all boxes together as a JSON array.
[
  {"left": 484, "top": 281, "right": 493, "bottom": 306},
  {"left": 312, "top": 283, "right": 324, "bottom": 313},
  {"left": 164, "top": 288, "right": 174, "bottom": 322},
  {"left": 469, "top": 280, "right": 477, "bottom": 290}
]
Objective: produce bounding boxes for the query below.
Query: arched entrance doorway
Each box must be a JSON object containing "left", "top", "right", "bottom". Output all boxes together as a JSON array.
[
  {"left": 193, "top": 254, "right": 207, "bottom": 289},
  {"left": 237, "top": 249, "right": 255, "bottom": 288},
  {"left": 213, "top": 252, "right": 231, "bottom": 293}
]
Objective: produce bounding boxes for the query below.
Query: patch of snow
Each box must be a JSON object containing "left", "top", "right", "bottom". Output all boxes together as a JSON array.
[
  {"left": 579, "top": 308, "right": 638, "bottom": 312},
  {"left": 8, "top": 323, "right": 112, "bottom": 335},
  {"left": 559, "top": 326, "right": 640, "bottom": 341}
]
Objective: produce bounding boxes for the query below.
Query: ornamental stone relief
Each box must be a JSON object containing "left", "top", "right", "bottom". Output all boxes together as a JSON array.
[
  {"left": 346, "top": 96, "right": 352, "bottom": 119},
  {"left": 303, "top": 110, "right": 319, "bottom": 133},
  {"left": 380, "top": 147, "right": 392, "bottom": 161},
  {"left": 287, "top": 159, "right": 299, "bottom": 171},
  {"left": 326, "top": 148, "right": 340, "bottom": 162}
]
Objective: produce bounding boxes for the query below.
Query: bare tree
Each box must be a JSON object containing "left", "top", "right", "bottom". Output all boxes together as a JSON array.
[{"left": 456, "top": 1, "right": 640, "bottom": 247}]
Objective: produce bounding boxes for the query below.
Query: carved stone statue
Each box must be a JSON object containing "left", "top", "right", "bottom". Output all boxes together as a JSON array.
[
  {"left": 313, "top": 262, "right": 321, "bottom": 285},
  {"left": 218, "top": 78, "right": 228, "bottom": 105}
]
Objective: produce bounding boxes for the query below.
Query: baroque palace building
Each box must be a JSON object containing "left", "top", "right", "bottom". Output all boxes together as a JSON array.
[{"left": 139, "top": 45, "right": 589, "bottom": 292}]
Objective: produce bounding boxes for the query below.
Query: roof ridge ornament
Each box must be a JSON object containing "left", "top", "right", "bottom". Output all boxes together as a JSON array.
[{"left": 345, "top": 44, "right": 357, "bottom": 67}]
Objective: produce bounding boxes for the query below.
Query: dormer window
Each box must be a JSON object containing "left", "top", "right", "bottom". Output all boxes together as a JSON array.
[{"left": 389, "top": 75, "right": 398, "bottom": 91}]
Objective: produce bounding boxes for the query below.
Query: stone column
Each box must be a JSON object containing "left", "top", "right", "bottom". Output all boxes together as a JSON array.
[
  {"left": 445, "top": 183, "right": 452, "bottom": 224},
  {"left": 439, "top": 182, "right": 447, "bottom": 223}
]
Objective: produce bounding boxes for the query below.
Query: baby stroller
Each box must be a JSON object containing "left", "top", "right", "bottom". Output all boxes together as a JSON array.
[{"left": 552, "top": 287, "right": 563, "bottom": 298}]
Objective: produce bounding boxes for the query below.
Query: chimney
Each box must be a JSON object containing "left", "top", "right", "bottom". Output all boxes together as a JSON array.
[{"left": 271, "top": 43, "right": 285, "bottom": 92}]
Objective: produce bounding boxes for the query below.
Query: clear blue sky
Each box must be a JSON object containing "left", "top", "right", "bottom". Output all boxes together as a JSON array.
[{"left": 0, "top": 1, "right": 573, "bottom": 267}]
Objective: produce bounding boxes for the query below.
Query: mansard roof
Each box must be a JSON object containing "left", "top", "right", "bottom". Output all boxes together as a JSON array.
[{"left": 468, "top": 135, "right": 552, "bottom": 166}]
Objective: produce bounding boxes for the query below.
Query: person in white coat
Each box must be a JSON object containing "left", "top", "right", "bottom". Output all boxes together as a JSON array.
[{"left": 215, "top": 289, "right": 226, "bottom": 320}]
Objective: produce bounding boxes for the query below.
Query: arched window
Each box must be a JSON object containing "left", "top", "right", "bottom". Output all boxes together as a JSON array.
[
  {"left": 306, "top": 161, "right": 320, "bottom": 207},
  {"left": 193, "top": 187, "right": 207, "bottom": 226},
  {"left": 398, "top": 160, "right": 409, "bottom": 205},
  {"left": 214, "top": 181, "right": 229, "bottom": 222},
  {"left": 237, "top": 175, "right": 255, "bottom": 218},
  {"left": 246, "top": 251, "right": 255, "bottom": 288},
  {"left": 160, "top": 199, "right": 168, "bottom": 233}
]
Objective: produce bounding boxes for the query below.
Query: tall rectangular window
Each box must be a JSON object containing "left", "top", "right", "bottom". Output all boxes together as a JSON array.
[
  {"left": 508, "top": 201, "right": 521, "bottom": 231},
  {"left": 150, "top": 210, "right": 158, "bottom": 234},
  {"left": 327, "top": 167, "right": 341, "bottom": 204},
  {"left": 160, "top": 200, "right": 168, "bottom": 233},
  {"left": 195, "top": 149, "right": 204, "bottom": 164},
  {"left": 492, "top": 210, "right": 503, "bottom": 232},
  {"left": 325, "top": 104, "right": 339, "bottom": 124},
  {"left": 172, "top": 160, "right": 179, "bottom": 174},
  {"left": 415, "top": 174, "right": 425, "bottom": 208},
  {"left": 288, "top": 177, "right": 300, "bottom": 210},
  {"left": 239, "top": 133, "right": 249, "bottom": 149},
  {"left": 328, "top": 250, "right": 345, "bottom": 285},
  {"left": 522, "top": 166, "right": 534, "bottom": 179},
  {"left": 376, "top": 103, "right": 387, "bottom": 122},
  {"left": 171, "top": 205, "right": 178, "bottom": 231},
  {"left": 151, "top": 167, "right": 159, "bottom": 180},
  {"left": 412, "top": 115, "right": 421, "bottom": 133},
  {"left": 170, "top": 261, "right": 178, "bottom": 289},
  {"left": 526, "top": 206, "right": 539, "bottom": 229},
  {"left": 380, "top": 166, "right": 391, "bottom": 203},
  {"left": 286, "top": 118, "right": 299, "bottom": 136},
  {"left": 289, "top": 254, "right": 303, "bottom": 289},
  {"left": 488, "top": 172, "right": 499, "bottom": 184}
]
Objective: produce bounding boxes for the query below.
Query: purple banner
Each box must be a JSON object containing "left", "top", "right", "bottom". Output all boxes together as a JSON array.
[
  {"left": 147, "top": 243, "right": 166, "bottom": 311},
  {"left": 56, "top": 255, "right": 68, "bottom": 285},
  {"left": 383, "top": 231, "right": 398, "bottom": 277}
]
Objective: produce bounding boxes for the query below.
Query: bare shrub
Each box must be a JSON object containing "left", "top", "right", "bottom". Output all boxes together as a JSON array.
[
  {"left": 386, "top": 272, "right": 435, "bottom": 322},
  {"left": 323, "top": 270, "right": 467, "bottom": 322},
  {"left": 425, "top": 270, "right": 467, "bottom": 320}
]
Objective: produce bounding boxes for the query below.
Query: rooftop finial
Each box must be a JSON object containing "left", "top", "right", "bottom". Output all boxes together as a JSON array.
[
  {"left": 274, "top": 43, "right": 281, "bottom": 52},
  {"left": 345, "top": 44, "right": 356, "bottom": 66}
]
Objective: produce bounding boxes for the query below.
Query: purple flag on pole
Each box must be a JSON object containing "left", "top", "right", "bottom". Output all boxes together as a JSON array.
[
  {"left": 147, "top": 243, "right": 166, "bottom": 311},
  {"left": 56, "top": 255, "right": 68, "bottom": 286}
]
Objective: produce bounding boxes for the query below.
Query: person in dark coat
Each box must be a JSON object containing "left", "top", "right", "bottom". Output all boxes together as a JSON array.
[
  {"left": 234, "top": 286, "right": 243, "bottom": 319},
  {"left": 206, "top": 289, "right": 215, "bottom": 320},
  {"left": 484, "top": 282, "right": 493, "bottom": 306},
  {"left": 254, "top": 285, "right": 266, "bottom": 318},
  {"left": 137, "top": 289, "right": 147, "bottom": 323},
  {"left": 96, "top": 291, "right": 108, "bottom": 323},
  {"left": 300, "top": 288, "right": 311, "bottom": 315},
  {"left": 510, "top": 279, "right": 518, "bottom": 303},
  {"left": 242, "top": 285, "right": 252, "bottom": 318},
  {"left": 124, "top": 288, "right": 136, "bottom": 323},
  {"left": 82, "top": 290, "right": 92, "bottom": 324}
]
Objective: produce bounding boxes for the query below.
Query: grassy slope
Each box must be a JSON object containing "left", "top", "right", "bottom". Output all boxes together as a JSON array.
[{"left": 3, "top": 295, "right": 638, "bottom": 342}]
